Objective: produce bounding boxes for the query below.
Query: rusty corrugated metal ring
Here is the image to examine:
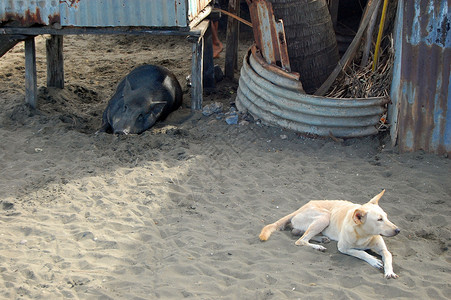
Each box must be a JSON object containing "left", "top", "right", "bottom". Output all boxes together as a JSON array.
[{"left": 236, "top": 47, "right": 390, "bottom": 138}]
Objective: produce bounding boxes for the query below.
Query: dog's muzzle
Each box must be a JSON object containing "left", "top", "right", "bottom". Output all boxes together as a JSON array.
[{"left": 382, "top": 228, "right": 400, "bottom": 237}]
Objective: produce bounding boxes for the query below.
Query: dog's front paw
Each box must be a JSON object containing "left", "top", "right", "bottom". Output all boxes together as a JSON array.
[
  {"left": 369, "top": 258, "right": 384, "bottom": 269},
  {"left": 312, "top": 244, "right": 327, "bottom": 252},
  {"left": 384, "top": 271, "right": 399, "bottom": 279}
]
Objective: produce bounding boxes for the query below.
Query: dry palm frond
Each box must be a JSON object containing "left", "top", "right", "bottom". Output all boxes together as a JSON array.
[{"left": 326, "top": 34, "right": 394, "bottom": 99}]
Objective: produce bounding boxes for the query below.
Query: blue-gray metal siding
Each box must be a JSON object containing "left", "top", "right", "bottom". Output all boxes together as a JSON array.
[
  {"left": 59, "top": 0, "right": 189, "bottom": 27},
  {"left": 390, "top": 0, "right": 451, "bottom": 155}
]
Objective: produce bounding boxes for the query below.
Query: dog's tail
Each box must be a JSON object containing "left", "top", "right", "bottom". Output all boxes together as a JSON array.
[{"left": 259, "top": 210, "right": 301, "bottom": 241}]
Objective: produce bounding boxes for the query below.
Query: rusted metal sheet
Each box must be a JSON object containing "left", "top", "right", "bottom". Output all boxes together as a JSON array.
[
  {"left": 1, "top": 0, "right": 212, "bottom": 28},
  {"left": 389, "top": 0, "right": 451, "bottom": 155},
  {"left": 246, "top": 0, "right": 291, "bottom": 72},
  {"left": 251, "top": 46, "right": 301, "bottom": 84},
  {"left": 0, "top": 0, "right": 60, "bottom": 26}
]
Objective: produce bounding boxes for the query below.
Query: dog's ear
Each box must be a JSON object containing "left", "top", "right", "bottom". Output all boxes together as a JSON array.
[
  {"left": 353, "top": 209, "right": 367, "bottom": 225},
  {"left": 368, "top": 189, "right": 385, "bottom": 205}
]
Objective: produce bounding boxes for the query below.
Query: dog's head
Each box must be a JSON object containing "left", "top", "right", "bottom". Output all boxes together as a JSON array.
[{"left": 352, "top": 190, "right": 400, "bottom": 237}]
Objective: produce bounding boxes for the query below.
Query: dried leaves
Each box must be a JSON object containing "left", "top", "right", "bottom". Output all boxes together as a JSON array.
[{"left": 325, "top": 35, "right": 394, "bottom": 100}]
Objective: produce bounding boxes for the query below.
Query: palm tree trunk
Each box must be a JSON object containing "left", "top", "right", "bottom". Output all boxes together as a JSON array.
[{"left": 269, "top": 0, "right": 339, "bottom": 93}]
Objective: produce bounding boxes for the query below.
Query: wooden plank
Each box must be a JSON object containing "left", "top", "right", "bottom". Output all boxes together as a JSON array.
[
  {"left": 191, "top": 35, "right": 204, "bottom": 110},
  {"left": 25, "top": 38, "right": 37, "bottom": 108},
  {"left": 1, "top": 26, "right": 203, "bottom": 37},
  {"left": 46, "top": 35, "right": 64, "bottom": 89},
  {"left": 225, "top": 0, "right": 240, "bottom": 79},
  {"left": 187, "top": 20, "right": 210, "bottom": 43}
]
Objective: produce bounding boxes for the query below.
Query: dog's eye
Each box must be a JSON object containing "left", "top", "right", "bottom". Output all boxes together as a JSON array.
[{"left": 377, "top": 217, "right": 383, "bottom": 221}]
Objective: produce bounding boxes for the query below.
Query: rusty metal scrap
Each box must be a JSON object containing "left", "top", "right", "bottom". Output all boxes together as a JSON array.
[
  {"left": 0, "top": 1, "right": 60, "bottom": 26},
  {"left": 250, "top": 45, "right": 302, "bottom": 89},
  {"left": 246, "top": 0, "right": 291, "bottom": 72}
]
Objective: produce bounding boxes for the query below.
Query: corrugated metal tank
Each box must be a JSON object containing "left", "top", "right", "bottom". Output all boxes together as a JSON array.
[
  {"left": 0, "top": 0, "right": 212, "bottom": 28},
  {"left": 389, "top": 0, "right": 450, "bottom": 155}
]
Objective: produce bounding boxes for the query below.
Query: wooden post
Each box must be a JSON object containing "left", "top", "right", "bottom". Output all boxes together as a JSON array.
[
  {"left": 189, "top": 20, "right": 210, "bottom": 110},
  {"left": 25, "top": 37, "right": 37, "bottom": 108},
  {"left": 191, "top": 36, "right": 204, "bottom": 110},
  {"left": 225, "top": 0, "right": 240, "bottom": 79},
  {"left": 46, "top": 35, "right": 64, "bottom": 88},
  {"left": 203, "top": 24, "right": 215, "bottom": 90}
]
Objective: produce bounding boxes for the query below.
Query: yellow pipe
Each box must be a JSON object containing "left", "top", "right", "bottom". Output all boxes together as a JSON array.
[{"left": 372, "top": 0, "right": 389, "bottom": 71}]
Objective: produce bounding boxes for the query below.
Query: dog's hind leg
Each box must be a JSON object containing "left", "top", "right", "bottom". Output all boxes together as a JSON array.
[
  {"left": 294, "top": 216, "right": 330, "bottom": 251},
  {"left": 290, "top": 229, "right": 330, "bottom": 243},
  {"left": 311, "top": 235, "right": 331, "bottom": 243},
  {"left": 259, "top": 209, "right": 302, "bottom": 241}
]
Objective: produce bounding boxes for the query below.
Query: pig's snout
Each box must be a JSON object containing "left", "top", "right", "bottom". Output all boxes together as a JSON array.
[{"left": 114, "top": 128, "right": 130, "bottom": 135}]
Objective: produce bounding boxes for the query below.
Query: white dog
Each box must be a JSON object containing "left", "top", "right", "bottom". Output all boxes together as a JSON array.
[{"left": 259, "top": 190, "right": 400, "bottom": 278}]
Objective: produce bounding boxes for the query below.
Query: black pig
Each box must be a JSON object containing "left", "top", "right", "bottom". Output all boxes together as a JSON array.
[{"left": 98, "top": 65, "right": 182, "bottom": 135}]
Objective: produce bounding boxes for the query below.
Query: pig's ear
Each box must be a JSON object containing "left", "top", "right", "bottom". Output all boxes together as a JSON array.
[
  {"left": 123, "top": 78, "right": 132, "bottom": 97},
  {"left": 151, "top": 102, "right": 166, "bottom": 115}
]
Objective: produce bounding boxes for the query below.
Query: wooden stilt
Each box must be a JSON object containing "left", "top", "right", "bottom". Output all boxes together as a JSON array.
[
  {"left": 24, "top": 37, "right": 37, "bottom": 108},
  {"left": 203, "top": 24, "right": 215, "bottom": 90},
  {"left": 46, "top": 35, "right": 64, "bottom": 88},
  {"left": 191, "top": 35, "right": 204, "bottom": 110},
  {"left": 188, "top": 20, "right": 210, "bottom": 110},
  {"left": 225, "top": 0, "right": 240, "bottom": 79}
]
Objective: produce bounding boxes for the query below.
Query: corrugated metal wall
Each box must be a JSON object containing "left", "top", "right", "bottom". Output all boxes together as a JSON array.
[
  {"left": 1, "top": 0, "right": 212, "bottom": 28},
  {"left": 390, "top": 0, "right": 451, "bottom": 155},
  {"left": 60, "top": 0, "right": 188, "bottom": 27}
]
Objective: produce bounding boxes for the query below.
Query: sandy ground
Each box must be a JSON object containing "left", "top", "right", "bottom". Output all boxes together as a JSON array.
[{"left": 0, "top": 34, "right": 450, "bottom": 299}]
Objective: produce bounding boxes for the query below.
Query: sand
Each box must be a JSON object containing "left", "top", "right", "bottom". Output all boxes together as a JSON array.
[{"left": 0, "top": 34, "right": 450, "bottom": 299}]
